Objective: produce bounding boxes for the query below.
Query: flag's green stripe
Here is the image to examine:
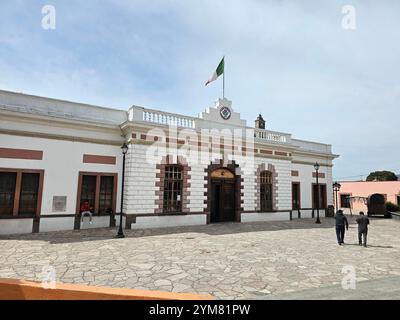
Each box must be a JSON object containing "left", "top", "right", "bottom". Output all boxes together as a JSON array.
[{"left": 216, "top": 57, "right": 224, "bottom": 76}]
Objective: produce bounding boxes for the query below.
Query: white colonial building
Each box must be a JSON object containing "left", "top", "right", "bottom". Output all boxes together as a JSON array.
[{"left": 0, "top": 90, "right": 338, "bottom": 235}]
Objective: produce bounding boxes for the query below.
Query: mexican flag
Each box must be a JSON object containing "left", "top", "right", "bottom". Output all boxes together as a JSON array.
[{"left": 205, "top": 57, "right": 224, "bottom": 86}]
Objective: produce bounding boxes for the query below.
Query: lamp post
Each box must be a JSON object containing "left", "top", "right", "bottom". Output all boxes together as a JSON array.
[
  {"left": 116, "top": 142, "right": 128, "bottom": 238},
  {"left": 333, "top": 181, "right": 341, "bottom": 213},
  {"left": 314, "top": 162, "right": 321, "bottom": 224}
]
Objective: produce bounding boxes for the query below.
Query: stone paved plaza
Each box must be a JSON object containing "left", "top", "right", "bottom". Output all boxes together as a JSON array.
[{"left": 1, "top": 217, "right": 400, "bottom": 300}]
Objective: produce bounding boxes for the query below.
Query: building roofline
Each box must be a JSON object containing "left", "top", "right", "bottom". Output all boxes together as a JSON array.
[
  {"left": 339, "top": 180, "right": 400, "bottom": 183},
  {"left": 291, "top": 137, "right": 332, "bottom": 147},
  {"left": 0, "top": 89, "right": 340, "bottom": 158},
  {"left": 0, "top": 89, "right": 126, "bottom": 113}
]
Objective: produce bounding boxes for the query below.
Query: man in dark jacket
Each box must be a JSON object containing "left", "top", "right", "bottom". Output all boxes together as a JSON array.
[
  {"left": 335, "top": 210, "right": 349, "bottom": 245},
  {"left": 356, "top": 211, "right": 370, "bottom": 247}
]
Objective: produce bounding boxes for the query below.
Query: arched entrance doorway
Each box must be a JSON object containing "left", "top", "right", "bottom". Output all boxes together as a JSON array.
[
  {"left": 210, "top": 168, "right": 236, "bottom": 223},
  {"left": 367, "top": 193, "right": 389, "bottom": 217}
]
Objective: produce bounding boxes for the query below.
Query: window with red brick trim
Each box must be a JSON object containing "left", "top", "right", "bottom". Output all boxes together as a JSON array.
[
  {"left": 76, "top": 172, "right": 117, "bottom": 216},
  {"left": 163, "top": 165, "right": 183, "bottom": 213},
  {"left": 260, "top": 171, "right": 273, "bottom": 212},
  {"left": 19, "top": 173, "right": 40, "bottom": 216},
  {"left": 0, "top": 172, "right": 17, "bottom": 216},
  {"left": 0, "top": 169, "right": 44, "bottom": 217}
]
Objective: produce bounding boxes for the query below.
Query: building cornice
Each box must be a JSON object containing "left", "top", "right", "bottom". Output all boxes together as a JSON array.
[
  {"left": 0, "top": 128, "right": 123, "bottom": 146},
  {"left": 292, "top": 160, "right": 334, "bottom": 168},
  {"left": 0, "top": 108, "right": 121, "bottom": 132},
  {"left": 292, "top": 149, "right": 339, "bottom": 160},
  {"left": 0, "top": 90, "right": 339, "bottom": 161},
  {"left": 124, "top": 122, "right": 337, "bottom": 159}
]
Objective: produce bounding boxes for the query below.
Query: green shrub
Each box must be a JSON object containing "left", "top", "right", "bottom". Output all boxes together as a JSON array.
[{"left": 386, "top": 202, "right": 400, "bottom": 212}]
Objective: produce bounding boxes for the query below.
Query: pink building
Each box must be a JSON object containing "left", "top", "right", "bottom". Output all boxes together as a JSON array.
[{"left": 338, "top": 181, "right": 400, "bottom": 212}]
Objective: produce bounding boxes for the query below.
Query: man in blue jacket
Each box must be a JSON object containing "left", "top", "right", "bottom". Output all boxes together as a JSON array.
[{"left": 335, "top": 210, "right": 349, "bottom": 245}]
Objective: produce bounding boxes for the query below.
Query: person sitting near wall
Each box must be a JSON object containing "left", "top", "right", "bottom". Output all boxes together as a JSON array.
[{"left": 80, "top": 200, "right": 93, "bottom": 224}]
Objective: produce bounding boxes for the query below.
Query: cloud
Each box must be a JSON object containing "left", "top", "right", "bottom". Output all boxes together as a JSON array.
[{"left": 0, "top": 0, "right": 399, "bottom": 178}]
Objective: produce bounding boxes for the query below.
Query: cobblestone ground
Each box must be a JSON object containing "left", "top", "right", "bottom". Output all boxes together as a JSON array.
[{"left": 1, "top": 217, "right": 399, "bottom": 300}]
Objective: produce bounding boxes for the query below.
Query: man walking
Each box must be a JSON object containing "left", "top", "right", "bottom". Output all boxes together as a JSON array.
[
  {"left": 356, "top": 211, "right": 370, "bottom": 247},
  {"left": 335, "top": 210, "right": 349, "bottom": 245}
]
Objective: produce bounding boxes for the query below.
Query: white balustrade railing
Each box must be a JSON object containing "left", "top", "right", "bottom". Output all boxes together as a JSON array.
[
  {"left": 254, "top": 128, "right": 290, "bottom": 144},
  {"left": 129, "top": 107, "right": 196, "bottom": 129}
]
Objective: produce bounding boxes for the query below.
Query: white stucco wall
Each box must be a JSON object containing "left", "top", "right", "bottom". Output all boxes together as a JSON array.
[
  {"left": 124, "top": 143, "right": 159, "bottom": 215},
  {"left": 0, "top": 219, "right": 33, "bottom": 235},
  {"left": 291, "top": 162, "right": 333, "bottom": 209},
  {"left": 187, "top": 162, "right": 207, "bottom": 213},
  {"left": 131, "top": 214, "right": 207, "bottom": 229},
  {"left": 0, "top": 134, "right": 122, "bottom": 216},
  {"left": 39, "top": 217, "right": 75, "bottom": 233},
  {"left": 241, "top": 211, "right": 291, "bottom": 222}
]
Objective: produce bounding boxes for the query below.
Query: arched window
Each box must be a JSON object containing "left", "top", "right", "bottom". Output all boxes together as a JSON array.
[
  {"left": 163, "top": 165, "right": 183, "bottom": 213},
  {"left": 260, "top": 171, "right": 273, "bottom": 212}
]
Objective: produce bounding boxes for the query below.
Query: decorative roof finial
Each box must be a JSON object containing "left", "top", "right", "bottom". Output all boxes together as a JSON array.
[{"left": 255, "top": 114, "right": 265, "bottom": 129}]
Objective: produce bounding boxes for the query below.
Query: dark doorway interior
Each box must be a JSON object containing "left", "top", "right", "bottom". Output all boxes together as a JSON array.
[
  {"left": 312, "top": 184, "right": 327, "bottom": 209},
  {"left": 367, "top": 193, "right": 387, "bottom": 217},
  {"left": 292, "top": 182, "right": 300, "bottom": 210},
  {"left": 210, "top": 169, "right": 236, "bottom": 223}
]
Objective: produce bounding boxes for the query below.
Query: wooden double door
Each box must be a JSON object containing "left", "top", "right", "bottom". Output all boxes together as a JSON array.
[{"left": 210, "top": 168, "right": 236, "bottom": 223}]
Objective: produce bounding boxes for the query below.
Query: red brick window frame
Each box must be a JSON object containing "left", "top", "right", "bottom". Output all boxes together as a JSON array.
[
  {"left": 76, "top": 172, "right": 118, "bottom": 216},
  {"left": 162, "top": 165, "right": 183, "bottom": 213},
  {"left": 260, "top": 171, "right": 273, "bottom": 212},
  {"left": 0, "top": 168, "right": 44, "bottom": 218},
  {"left": 155, "top": 155, "right": 191, "bottom": 214}
]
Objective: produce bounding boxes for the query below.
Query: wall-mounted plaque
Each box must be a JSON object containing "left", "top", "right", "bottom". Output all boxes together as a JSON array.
[{"left": 52, "top": 196, "right": 67, "bottom": 212}]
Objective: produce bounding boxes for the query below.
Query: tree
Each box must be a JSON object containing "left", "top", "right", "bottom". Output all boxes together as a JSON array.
[{"left": 366, "top": 171, "right": 398, "bottom": 182}]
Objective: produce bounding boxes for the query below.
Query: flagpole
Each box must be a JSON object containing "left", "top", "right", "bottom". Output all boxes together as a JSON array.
[
  {"left": 223, "top": 71, "right": 225, "bottom": 99},
  {"left": 223, "top": 56, "right": 225, "bottom": 98}
]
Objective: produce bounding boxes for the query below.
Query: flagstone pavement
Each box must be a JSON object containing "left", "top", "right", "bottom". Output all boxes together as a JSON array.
[{"left": 1, "top": 217, "right": 400, "bottom": 300}]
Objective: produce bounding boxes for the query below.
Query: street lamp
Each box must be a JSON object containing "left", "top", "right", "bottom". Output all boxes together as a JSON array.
[
  {"left": 314, "top": 162, "right": 321, "bottom": 224},
  {"left": 333, "top": 181, "right": 341, "bottom": 213},
  {"left": 116, "top": 142, "right": 128, "bottom": 238}
]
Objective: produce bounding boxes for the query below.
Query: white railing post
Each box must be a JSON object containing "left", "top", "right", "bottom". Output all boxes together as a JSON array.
[
  {"left": 254, "top": 128, "right": 288, "bottom": 144},
  {"left": 130, "top": 107, "right": 196, "bottom": 129}
]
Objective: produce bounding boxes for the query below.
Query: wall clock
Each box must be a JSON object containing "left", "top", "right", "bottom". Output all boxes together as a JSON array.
[{"left": 220, "top": 107, "right": 231, "bottom": 120}]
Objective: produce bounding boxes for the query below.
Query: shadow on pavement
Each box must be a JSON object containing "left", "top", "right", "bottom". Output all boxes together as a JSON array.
[
  {"left": 343, "top": 243, "right": 394, "bottom": 249},
  {"left": 0, "top": 218, "right": 337, "bottom": 244}
]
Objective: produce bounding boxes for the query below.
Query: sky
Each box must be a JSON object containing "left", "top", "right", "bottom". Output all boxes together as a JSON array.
[{"left": 0, "top": 0, "right": 399, "bottom": 180}]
